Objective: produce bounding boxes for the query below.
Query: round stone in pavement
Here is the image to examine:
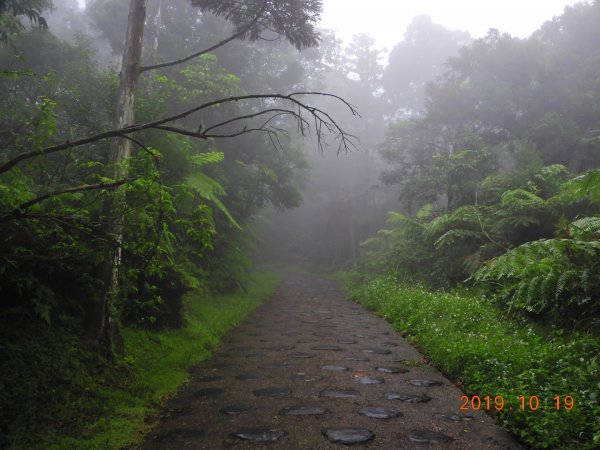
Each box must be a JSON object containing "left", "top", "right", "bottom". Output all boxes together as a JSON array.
[
  {"left": 153, "top": 428, "right": 205, "bottom": 443},
  {"left": 259, "top": 363, "right": 291, "bottom": 369},
  {"left": 290, "top": 373, "right": 323, "bottom": 382},
  {"left": 220, "top": 405, "right": 256, "bottom": 415},
  {"left": 322, "top": 428, "right": 375, "bottom": 445},
  {"left": 357, "top": 376, "right": 385, "bottom": 385},
  {"left": 231, "top": 428, "right": 288, "bottom": 442},
  {"left": 313, "top": 332, "right": 332, "bottom": 337},
  {"left": 434, "top": 412, "right": 474, "bottom": 421},
  {"left": 408, "top": 430, "right": 453, "bottom": 444},
  {"left": 354, "top": 334, "right": 376, "bottom": 339},
  {"left": 385, "top": 392, "right": 432, "bottom": 403},
  {"left": 346, "top": 356, "right": 370, "bottom": 362},
  {"left": 289, "top": 352, "right": 316, "bottom": 359},
  {"left": 319, "top": 365, "right": 348, "bottom": 371},
  {"left": 358, "top": 406, "right": 402, "bottom": 419},
  {"left": 253, "top": 387, "right": 292, "bottom": 398},
  {"left": 310, "top": 344, "right": 344, "bottom": 351},
  {"left": 375, "top": 366, "right": 409, "bottom": 374},
  {"left": 320, "top": 389, "right": 360, "bottom": 398},
  {"left": 361, "top": 348, "right": 392, "bottom": 355},
  {"left": 279, "top": 405, "right": 330, "bottom": 416},
  {"left": 193, "top": 388, "right": 224, "bottom": 398},
  {"left": 409, "top": 379, "right": 442, "bottom": 387},
  {"left": 265, "top": 345, "right": 296, "bottom": 351}
]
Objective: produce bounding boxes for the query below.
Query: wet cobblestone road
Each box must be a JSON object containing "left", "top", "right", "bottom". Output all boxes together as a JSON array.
[{"left": 142, "top": 273, "right": 522, "bottom": 449}]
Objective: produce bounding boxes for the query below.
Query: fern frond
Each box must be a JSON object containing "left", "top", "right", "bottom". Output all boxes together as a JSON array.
[
  {"left": 434, "top": 229, "right": 483, "bottom": 250},
  {"left": 569, "top": 216, "right": 600, "bottom": 240}
]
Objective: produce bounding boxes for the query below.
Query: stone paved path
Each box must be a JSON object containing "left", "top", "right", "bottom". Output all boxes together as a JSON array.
[{"left": 142, "top": 273, "right": 522, "bottom": 449}]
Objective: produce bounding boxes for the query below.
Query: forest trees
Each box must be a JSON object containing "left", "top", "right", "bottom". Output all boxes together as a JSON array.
[
  {"left": 0, "top": 0, "right": 357, "bottom": 344},
  {"left": 363, "top": 1, "right": 600, "bottom": 329}
]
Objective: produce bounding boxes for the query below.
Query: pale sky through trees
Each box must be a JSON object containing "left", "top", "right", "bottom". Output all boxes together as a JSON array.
[{"left": 320, "top": 0, "right": 582, "bottom": 51}]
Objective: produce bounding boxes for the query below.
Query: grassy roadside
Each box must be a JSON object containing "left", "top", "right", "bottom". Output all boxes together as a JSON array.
[
  {"left": 42, "top": 271, "right": 280, "bottom": 449},
  {"left": 340, "top": 274, "right": 599, "bottom": 450}
]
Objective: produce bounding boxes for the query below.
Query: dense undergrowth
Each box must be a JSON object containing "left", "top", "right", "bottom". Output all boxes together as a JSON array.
[
  {"left": 0, "top": 271, "right": 279, "bottom": 449},
  {"left": 342, "top": 274, "right": 599, "bottom": 450}
]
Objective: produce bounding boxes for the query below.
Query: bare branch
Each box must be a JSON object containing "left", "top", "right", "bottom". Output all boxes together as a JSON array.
[
  {"left": 0, "top": 92, "right": 359, "bottom": 175},
  {"left": 1, "top": 178, "right": 139, "bottom": 222},
  {"left": 140, "top": 3, "right": 267, "bottom": 73}
]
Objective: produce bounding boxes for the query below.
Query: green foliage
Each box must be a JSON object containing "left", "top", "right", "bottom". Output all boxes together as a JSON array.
[
  {"left": 343, "top": 275, "right": 599, "bottom": 450},
  {"left": 0, "top": 0, "right": 50, "bottom": 45},
  {"left": 566, "top": 169, "right": 600, "bottom": 203},
  {"left": 359, "top": 164, "right": 599, "bottom": 321},
  {"left": 190, "top": 0, "right": 322, "bottom": 50},
  {"left": 473, "top": 235, "right": 600, "bottom": 328},
  {"left": 1, "top": 271, "right": 279, "bottom": 449}
]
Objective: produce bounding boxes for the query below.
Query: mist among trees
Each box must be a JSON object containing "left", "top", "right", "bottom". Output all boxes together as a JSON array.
[{"left": 0, "top": 1, "right": 598, "bottom": 448}]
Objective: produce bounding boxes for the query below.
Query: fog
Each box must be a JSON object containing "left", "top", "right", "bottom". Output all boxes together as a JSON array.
[
  {"left": 2, "top": 1, "right": 599, "bottom": 447},
  {"left": 23, "top": 0, "right": 597, "bottom": 276},
  {"left": 321, "top": 0, "right": 580, "bottom": 51}
]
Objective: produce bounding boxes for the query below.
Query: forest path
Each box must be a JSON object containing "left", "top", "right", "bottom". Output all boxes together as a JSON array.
[{"left": 142, "top": 272, "right": 522, "bottom": 449}]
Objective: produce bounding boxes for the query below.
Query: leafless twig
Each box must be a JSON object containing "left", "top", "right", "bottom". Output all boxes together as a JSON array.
[{"left": 0, "top": 92, "right": 359, "bottom": 175}]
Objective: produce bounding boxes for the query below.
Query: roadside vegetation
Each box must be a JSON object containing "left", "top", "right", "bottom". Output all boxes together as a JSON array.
[
  {"left": 342, "top": 4, "right": 600, "bottom": 448},
  {"left": 342, "top": 275, "right": 599, "bottom": 449},
  {"left": 2, "top": 272, "right": 279, "bottom": 449},
  {"left": 3, "top": 1, "right": 600, "bottom": 448}
]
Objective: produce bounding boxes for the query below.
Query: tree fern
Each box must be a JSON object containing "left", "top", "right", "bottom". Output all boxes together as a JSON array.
[{"left": 473, "top": 237, "right": 600, "bottom": 325}]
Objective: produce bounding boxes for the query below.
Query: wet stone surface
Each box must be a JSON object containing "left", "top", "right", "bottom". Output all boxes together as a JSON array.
[
  {"left": 253, "top": 387, "right": 292, "bottom": 398},
  {"left": 409, "top": 379, "right": 443, "bottom": 387},
  {"left": 219, "top": 405, "right": 256, "bottom": 415},
  {"left": 194, "top": 375, "right": 223, "bottom": 382},
  {"left": 434, "top": 412, "right": 474, "bottom": 421},
  {"left": 358, "top": 407, "right": 402, "bottom": 419},
  {"left": 361, "top": 348, "right": 392, "bottom": 355},
  {"left": 153, "top": 428, "right": 205, "bottom": 443},
  {"left": 279, "top": 405, "right": 330, "bottom": 416},
  {"left": 231, "top": 428, "right": 288, "bottom": 442},
  {"left": 235, "top": 372, "right": 263, "bottom": 380},
  {"left": 289, "top": 352, "right": 316, "bottom": 359},
  {"left": 346, "top": 356, "right": 370, "bottom": 362},
  {"left": 319, "top": 365, "right": 349, "bottom": 371},
  {"left": 322, "top": 428, "right": 375, "bottom": 445},
  {"left": 142, "top": 272, "right": 524, "bottom": 450},
  {"left": 375, "top": 366, "right": 409, "bottom": 374},
  {"left": 290, "top": 373, "right": 323, "bottom": 382},
  {"left": 357, "top": 376, "right": 385, "bottom": 385},
  {"left": 320, "top": 389, "right": 360, "bottom": 398},
  {"left": 310, "top": 344, "right": 344, "bottom": 351},
  {"left": 258, "top": 363, "right": 291, "bottom": 369},
  {"left": 385, "top": 392, "right": 432, "bottom": 403},
  {"left": 354, "top": 334, "right": 376, "bottom": 339},
  {"left": 193, "top": 388, "right": 224, "bottom": 398},
  {"left": 265, "top": 345, "right": 295, "bottom": 351}
]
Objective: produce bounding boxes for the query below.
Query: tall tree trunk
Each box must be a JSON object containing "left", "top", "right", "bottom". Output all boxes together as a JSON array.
[{"left": 86, "top": 0, "right": 146, "bottom": 342}]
